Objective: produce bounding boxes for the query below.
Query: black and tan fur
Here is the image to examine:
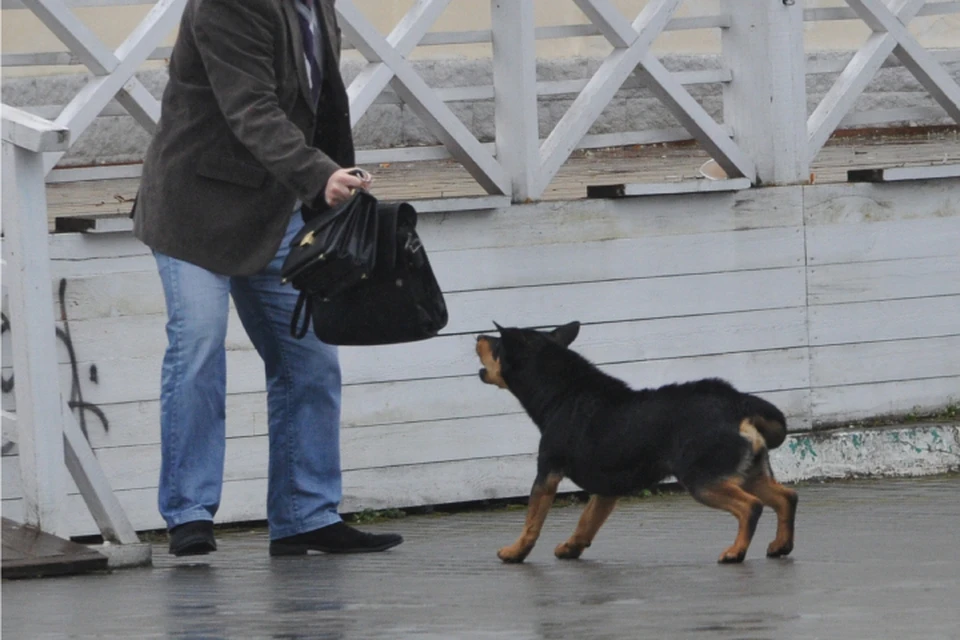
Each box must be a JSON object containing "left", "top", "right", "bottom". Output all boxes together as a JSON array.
[{"left": 476, "top": 321, "right": 797, "bottom": 564}]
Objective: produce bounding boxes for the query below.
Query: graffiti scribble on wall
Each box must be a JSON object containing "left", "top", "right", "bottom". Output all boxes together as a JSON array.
[{"left": 1, "top": 279, "right": 110, "bottom": 455}]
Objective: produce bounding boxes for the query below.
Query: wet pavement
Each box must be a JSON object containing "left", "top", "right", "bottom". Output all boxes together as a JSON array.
[{"left": 4, "top": 476, "right": 959, "bottom": 640}]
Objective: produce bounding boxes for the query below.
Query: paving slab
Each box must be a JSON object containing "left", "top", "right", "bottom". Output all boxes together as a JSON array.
[{"left": 3, "top": 476, "right": 959, "bottom": 640}]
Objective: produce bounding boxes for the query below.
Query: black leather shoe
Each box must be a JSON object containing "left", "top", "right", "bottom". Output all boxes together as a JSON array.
[
  {"left": 169, "top": 520, "right": 217, "bottom": 557},
  {"left": 269, "top": 522, "right": 403, "bottom": 556}
]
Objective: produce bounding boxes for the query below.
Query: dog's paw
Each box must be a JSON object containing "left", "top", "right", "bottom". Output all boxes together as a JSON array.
[
  {"left": 718, "top": 547, "right": 747, "bottom": 564},
  {"left": 766, "top": 540, "right": 794, "bottom": 558},
  {"left": 553, "top": 542, "right": 585, "bottom": 560},
  {"left": 497, "top": 545, "right": 529, "bottom": 563}
]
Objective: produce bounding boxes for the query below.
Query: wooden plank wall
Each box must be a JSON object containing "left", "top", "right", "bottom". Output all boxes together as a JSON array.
[
  {"left": 2, "top": 179, "right": 958, "bottom": 536},
  {"left": 805, "top": 180, "right": 960, "bottom": 421}
]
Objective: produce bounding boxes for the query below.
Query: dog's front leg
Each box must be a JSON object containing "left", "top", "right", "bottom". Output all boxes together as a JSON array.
[
  {"left": 498, "top": 473, "right": 563, "bottom": 563},
  {"left": 555, "top": 495, "right": 618, "bottom": 559}
]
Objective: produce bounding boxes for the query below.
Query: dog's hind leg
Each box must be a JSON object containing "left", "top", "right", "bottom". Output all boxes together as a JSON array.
[
  {"left": 691, "top": 479, "right": 764, "bottom": 564},
  {"left": 498, "top": 473, "right": 563, "bottom": 563},
  {"left": 742, "top": 469, "right": 798, "bottom": 558},
  {"left": 554, "top": 495, "right": 618, "bottom": 560}
]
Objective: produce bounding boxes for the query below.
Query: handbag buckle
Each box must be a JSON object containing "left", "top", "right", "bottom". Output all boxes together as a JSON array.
[{"left": 300, "top": 230, "right": 316, "bottom": 247}]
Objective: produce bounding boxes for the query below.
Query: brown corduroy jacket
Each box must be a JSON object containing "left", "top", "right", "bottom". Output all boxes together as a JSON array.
[{"left": 134, "top": 0, "right": 354, "bottom": 275}]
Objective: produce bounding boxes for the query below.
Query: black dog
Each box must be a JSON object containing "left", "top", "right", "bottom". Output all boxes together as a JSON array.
[{"left": 475, "top": 321, "right": 797, "bottom": 564}]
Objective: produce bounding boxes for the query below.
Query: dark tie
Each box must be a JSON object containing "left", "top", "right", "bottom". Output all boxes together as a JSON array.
[{"left": 295, "top": 0, "right": 324, "bottom": 105}]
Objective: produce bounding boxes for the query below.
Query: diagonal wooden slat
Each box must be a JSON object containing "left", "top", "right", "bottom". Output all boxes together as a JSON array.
[
  {"left": 537, "top": 0, "right": 755, "bottom": 194},
  {"left": 636, "top": 54, "right": 755, "bottom": 180},
  {"left": 337, "top": 0, "right": 509, "bottom": 195},
  {"left": 62, "top": 399, "right": 139, "bottom": 545},
  {"left": 537, "top": 0, "right": 683, "bottom": 195},
  {"left": 37, "top": 0, "right": 185, "bottom": 173},
  {"left": 22, "top": 0, "right": 124, "bottom": 75},
  {"left": 847, "top": 0, "right": 960, "bottom": 122},
  {"left": 806, "top": 0, "right": 926, "bottom": 164},
  {"left": 348, "top": 0, "right": 452, "bottom": 125},
  {"left": 22, "top": 0, "right": 164, "bottom": 159},
  {"left": 571, "top": 0, "right": 639, "bottom": 48}
]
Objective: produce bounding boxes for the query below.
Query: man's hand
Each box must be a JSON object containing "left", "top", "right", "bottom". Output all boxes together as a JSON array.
[{"left": 324, "top": 168, "right": 373, "bottom": 207}]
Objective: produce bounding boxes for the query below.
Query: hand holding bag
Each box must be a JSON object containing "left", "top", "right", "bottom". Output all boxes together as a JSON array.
[
  {"left": 281, "top": 189, "right": 448, "bottom": 346},
  {"left": 281, "top": 189, "right": 382, "bottom": 300}
]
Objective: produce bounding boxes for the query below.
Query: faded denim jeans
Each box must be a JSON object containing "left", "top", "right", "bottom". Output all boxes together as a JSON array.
[{"left": 154, "top": 213, "right": 343, "bottom": 539}]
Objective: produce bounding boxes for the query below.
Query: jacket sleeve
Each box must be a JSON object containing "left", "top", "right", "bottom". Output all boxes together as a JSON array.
[{"left": 192, "top": 0, "right": 339, "bottom": 206}]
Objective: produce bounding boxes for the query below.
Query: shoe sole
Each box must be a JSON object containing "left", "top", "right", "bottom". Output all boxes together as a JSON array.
[
  {"left": 170, "top": 537, "right": 217, "bottom": 557},
  {"left": 269, "top": 538, "right": 403, "bottom": 556},
  {"left": 172, "top": 544, "right": 216, "bottom": 557}
]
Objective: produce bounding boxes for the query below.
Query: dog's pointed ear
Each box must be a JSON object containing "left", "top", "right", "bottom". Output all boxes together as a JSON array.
[
  {"left": 550, "top": 321, "right": 580, "bottom": 347},
  {"left": 493, "top": 321, "right": 504, "bottom": 333},
  {"left": 497, "top": 325, "right": 527, "bottom": 356}
]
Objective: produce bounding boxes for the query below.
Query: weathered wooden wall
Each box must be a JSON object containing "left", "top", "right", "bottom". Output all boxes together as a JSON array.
[
  {"left": 804, "top": 181, "right": 960, "bottom": 420},
  {"left": 2, "top": 178, "right": 959, "bottom": 535}
]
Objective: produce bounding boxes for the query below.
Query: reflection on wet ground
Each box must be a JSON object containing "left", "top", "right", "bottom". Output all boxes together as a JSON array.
[{"left": 4, "top": 476, "right": 959, "bottom": 639}]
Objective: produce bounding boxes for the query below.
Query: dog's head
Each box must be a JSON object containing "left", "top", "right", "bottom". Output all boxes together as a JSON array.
[{"left": 475, "top": 321, "right": 581, "bottom": 389}]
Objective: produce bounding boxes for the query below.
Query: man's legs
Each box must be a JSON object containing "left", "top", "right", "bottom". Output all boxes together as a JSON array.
[
  {"left": 230, "top": 215, "right": 344, "bottom": 539},
  {"left": 154, "top": 252, "right": 231, "bottom": 530}
]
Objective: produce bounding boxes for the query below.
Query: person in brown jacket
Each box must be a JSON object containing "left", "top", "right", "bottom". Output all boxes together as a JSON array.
[{"left": 133, "top": 0, "right": 402, "bottom": 557}]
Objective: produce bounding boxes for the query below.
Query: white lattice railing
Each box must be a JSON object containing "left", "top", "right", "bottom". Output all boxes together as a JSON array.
[
  {"left": 2, "top": 105, "right": 144, "bottom": 553},
  {"left": 2, "top": 0, "right": 186, "bottom": 174},
  {"left": 1, "top": 0, "right": 958, "bottom": 541},
  {"left": 804, "top": 0, "right": 960, "bottom": 165},
  {"left": 1, "top": 0, "right": 958, "bottom": 198},
  {"left": 339, "top": 0, "right": 760, "bottom": 198}
]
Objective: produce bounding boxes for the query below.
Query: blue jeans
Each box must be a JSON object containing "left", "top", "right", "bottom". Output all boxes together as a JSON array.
[{"left": 154, "top": 214, "right": 343, "bottom": 539}]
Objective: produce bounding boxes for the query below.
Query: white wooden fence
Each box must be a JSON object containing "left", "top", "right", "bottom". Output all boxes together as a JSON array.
[
  {"left": 1, "top": 0, "right": 959, "bottom": 538},
  {"left": 2, "top": 105, "right": 149, "bottom": 563},
  {"left": 4, "top": 174, "right": 958, "bottom": 536},
  {"left": 2, "top": 0, "right": 958, "bottom": 193}
]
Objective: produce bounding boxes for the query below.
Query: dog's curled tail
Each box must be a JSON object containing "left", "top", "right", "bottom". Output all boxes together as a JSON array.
[{"left": 742, "top": 394, "right": 787, "bottom": 450}]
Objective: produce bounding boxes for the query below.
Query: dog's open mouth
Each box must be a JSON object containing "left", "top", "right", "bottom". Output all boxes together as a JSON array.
[{"left": 475, "top": 335, "right": 507, "bottom": 389}]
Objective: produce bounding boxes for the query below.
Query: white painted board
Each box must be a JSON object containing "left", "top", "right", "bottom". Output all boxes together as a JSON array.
[
  {"left": 809, "top": 296, "right": 960, "bottom": 346},
  {"left": 811, "top": 335, "right": 960, "bottom": 387},
  {"left": 807, "top": 256, "right": 960, "bottom": 306}
]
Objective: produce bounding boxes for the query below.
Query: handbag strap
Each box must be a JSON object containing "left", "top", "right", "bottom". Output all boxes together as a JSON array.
[{"left": 291, "top": 290, "right": 312, "bottom": 339}]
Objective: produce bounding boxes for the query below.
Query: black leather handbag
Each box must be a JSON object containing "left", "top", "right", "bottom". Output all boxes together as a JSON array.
[
  {"left": 281, "top": 189, "right": 383, "bottom": 300},
  {"left": 282, "top": 190, "right": 448, "bottom": 346}
]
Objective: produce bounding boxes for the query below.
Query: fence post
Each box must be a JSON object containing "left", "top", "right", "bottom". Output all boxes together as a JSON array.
[
  {"left": 491, "top": 0, "right": 539, "bottom": 201},
  {"left": 2, "top": 140, "right": 67, "bottom": 537},
  {"left": 721, "top": 0, "right": 808, "bottom": 185}
]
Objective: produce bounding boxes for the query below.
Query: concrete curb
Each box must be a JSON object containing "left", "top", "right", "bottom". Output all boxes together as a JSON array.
[
  {"left": 87, "top": 541, "right": 153, "bottom": 569},
  {"left": 772, "top": 423, "right": 960, "bottom": 484}
]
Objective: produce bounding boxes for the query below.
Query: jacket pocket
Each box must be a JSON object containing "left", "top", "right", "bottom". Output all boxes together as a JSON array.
[{"left": 196, "top": 153, "right": 268, "bottom": 188}]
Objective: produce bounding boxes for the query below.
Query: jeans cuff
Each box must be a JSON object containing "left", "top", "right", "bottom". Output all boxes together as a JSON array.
[
  {"left": 165, "top": 508, "right": 215, "bottom": 530},
  {"left": 270, "top": 512, "right": 342, "bottom": 540}
]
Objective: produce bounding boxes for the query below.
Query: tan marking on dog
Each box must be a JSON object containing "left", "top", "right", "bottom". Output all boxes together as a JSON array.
[
  {"left": 751, "top": 415, "right": 787, "bottom": 449},
  {"left": 743, "top": 474, "right": 798, "bottom": 558},
  {"left": 476, "top": 336, "right": 507, "bottom": 389},
  {"left": 554, "top": 495, "right": 619, "bottom": 560},
  {"left": 497, "top": 473, "right": 563, "bottom": 563},
  {"left": 739, "top": 419, "right": 766, "bottom": 455},
  {"left": 693, "top": 479, "right": 764, "bottom": 563}
]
